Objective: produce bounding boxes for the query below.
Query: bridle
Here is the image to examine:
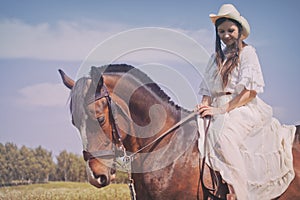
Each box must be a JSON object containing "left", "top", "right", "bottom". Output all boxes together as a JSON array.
[
  {"left": 81, "top": 83, "right": 198, "bottom": 162},
  {"left": 78, "top": 82, "right": 221, "bottom": 200},
  {"left": 82, "top": 84, "right": 126, "bottom": 162},
  {"left": 80, "top": 83, "right": 136, "bottom": 199},
  {"left": 199, "top": 118, "right": 227, "bottom": 200}
]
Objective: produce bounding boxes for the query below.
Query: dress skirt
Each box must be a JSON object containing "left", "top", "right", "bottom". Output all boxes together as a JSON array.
[{"left": 197, "top": 94, "right": 296, "bottom": 200}]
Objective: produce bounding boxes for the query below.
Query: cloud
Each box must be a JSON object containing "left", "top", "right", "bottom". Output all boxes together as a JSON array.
[
  {"left": 17, "top": 82, "right": 70, "bottom": 107},
  {"left": 0, "top": 19, "right": 130, "bottom": 61},
  {"left": 0, "top": 19, "right": 213, "bottom": 62}
]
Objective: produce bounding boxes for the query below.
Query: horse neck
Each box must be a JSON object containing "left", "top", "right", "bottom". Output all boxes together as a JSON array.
[
  {"left": 104, "top": 73, "right": 201, "bottom": 198},
  {"left": 103, "top": 73, "right": 184, "bottom": 152}
]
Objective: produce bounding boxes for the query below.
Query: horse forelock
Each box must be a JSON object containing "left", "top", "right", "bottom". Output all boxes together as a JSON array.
[{"left": 70, "top": 77, "right": 91, "bottom": 127}]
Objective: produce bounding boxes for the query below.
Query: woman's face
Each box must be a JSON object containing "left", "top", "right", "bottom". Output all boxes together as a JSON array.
[{"left": 217, "top": 20, "right": 239, "bottom": 47}]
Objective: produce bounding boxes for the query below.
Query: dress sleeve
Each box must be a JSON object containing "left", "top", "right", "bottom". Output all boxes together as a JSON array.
[
  {"left": 199, "top": 54, "right": 215, "bottom": 96},
  {"left": 236, "top": 46, "right": 265, "bottom": 94}
]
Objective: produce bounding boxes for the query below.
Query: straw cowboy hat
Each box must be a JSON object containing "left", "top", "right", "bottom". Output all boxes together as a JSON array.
[{"left": 209, "top": 4, "right": 250, "bottom": 39}]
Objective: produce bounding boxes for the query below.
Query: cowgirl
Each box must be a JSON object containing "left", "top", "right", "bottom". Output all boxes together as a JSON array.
[{"left": 197, "top": 4, "right": 296, "bottom": 200}]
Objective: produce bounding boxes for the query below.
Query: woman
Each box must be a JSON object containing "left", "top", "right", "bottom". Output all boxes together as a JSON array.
[{"left": 197, "top": 4, "right": 296, "bottom": 200}]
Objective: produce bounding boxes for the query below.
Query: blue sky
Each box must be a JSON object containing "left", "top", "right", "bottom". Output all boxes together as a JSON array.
[{"left": 0, "top": 0, "right": 299, "bottom": 156}]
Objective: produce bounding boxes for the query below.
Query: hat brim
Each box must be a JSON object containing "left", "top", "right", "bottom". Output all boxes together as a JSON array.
[{"left": 209, "top": 13, "right": 250, "bottom": 39}]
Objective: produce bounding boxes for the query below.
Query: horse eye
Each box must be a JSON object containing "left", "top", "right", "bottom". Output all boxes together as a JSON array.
[{"left": 97, "top": 116, "right": 105, "bottom": 125}]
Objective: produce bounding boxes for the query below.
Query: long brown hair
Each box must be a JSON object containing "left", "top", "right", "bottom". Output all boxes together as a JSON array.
[{"left": 215, "top": 17, "right": 245, "bottom": 88}]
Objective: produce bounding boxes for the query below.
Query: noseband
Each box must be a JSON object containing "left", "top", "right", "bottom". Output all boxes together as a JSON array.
[{"left": 82, "top": 84, "right": 125, "bottom": 162}]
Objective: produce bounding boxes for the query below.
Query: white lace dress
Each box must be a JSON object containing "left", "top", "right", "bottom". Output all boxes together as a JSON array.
[{"left": 198, "top": 45, "right": 296, "bottom": 200}]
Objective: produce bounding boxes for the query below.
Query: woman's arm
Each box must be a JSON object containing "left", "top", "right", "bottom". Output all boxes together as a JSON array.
[
  {"left": 198, "top": 87, "right": 256, "bottom": 117},
  {"left": 225, "top": 88, "right": 257, "bottom": 112}
]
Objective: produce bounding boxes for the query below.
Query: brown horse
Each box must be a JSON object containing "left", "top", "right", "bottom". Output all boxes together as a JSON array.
[{"left": 59, "top": 64, "right": 300, "bottom": 200}]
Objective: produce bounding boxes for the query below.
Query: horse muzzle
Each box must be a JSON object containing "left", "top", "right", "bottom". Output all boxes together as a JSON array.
[{"left": 86, "top": 158, "right": 116, "bottom": 188}]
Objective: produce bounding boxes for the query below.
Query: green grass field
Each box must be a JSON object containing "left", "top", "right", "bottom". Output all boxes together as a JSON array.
[{"left": 0, "top": 182, "right": 131, "bottom": 200}]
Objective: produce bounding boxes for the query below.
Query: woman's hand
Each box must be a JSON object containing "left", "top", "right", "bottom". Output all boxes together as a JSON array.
[{"left": 196, "top": 104, "right": 227, "bottom": 118}]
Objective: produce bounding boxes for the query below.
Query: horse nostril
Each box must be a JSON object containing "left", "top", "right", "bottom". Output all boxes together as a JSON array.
[{"left": 93, "top": 173, "right": 108, "bottom": 186}]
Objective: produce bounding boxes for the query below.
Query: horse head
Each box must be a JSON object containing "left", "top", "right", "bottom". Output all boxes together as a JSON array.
[
  {"left": 59, "top": 66, "right": 127, "bottom": 188},
  {"left": 59, "top": 64, "right": 198, "bottom": 198}
]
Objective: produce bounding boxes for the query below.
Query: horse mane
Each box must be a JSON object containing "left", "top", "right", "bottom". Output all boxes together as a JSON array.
[
  {"left": 70, "top": 64, "right": 190, "bottom": 125},
  {"left": 96, "top": 64, "right": 186, "bottom": 112}
]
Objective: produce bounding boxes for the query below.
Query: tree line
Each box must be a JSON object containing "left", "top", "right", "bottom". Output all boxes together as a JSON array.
[
  {"left": 0, "top": 142, "right": 128, "bottom": 186},
  {"left": 0, "top": 142, "right": 87, "bottom": 186}
]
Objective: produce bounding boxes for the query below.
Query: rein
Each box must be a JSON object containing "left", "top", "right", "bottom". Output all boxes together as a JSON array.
[
  {"left": 129, "top": 111, "right": 199, "bottom": 159},
  {"left": 200, "top": 117, "right": 227, "bottom": 200},
  {"left": 82, "top": 82, "right": 226, "bottom": 200},
  {"left": 83, "top": 83, "right": 201, "bottom": 200},
  {"left": 84, "top": 83, "right": 199, "bottom": 161}
]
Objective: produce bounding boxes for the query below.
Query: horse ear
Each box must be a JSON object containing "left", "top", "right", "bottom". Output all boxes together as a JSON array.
[{"left": 58, "top": 69, "right": 74, "bottom": 89}]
